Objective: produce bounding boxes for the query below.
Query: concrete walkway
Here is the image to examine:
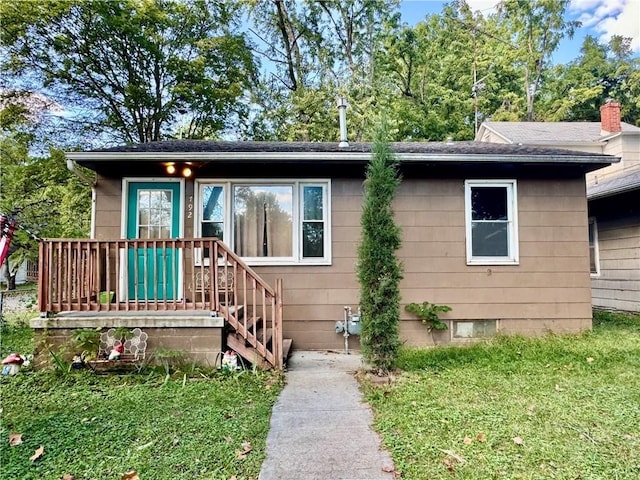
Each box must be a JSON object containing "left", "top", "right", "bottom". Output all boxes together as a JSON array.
[{"left": 259, "top": 350, "right": 395, "bottom": 480}]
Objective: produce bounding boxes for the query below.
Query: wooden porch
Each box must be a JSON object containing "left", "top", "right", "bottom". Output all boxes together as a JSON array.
[{"left": 38, "top": 238, "right": 288, "bottom": 369}]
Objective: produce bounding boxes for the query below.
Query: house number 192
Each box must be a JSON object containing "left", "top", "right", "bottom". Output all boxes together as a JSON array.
[{"left": 187, "top": 196, "right": 193, "bottom": 218}]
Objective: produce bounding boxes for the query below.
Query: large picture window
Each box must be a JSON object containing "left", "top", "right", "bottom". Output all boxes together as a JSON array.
[
  {"left": 234, "top": 185, "right": 293, "bottom": 258},
  {"left": 197, "top": 180, "right": 330, "bottom": 265},
  {"left": 465, "top": 180, "right": 518, "bottom": 265}
]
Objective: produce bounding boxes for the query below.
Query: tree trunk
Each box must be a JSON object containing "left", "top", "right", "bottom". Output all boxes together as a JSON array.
[{"left": 2, "top": 258, "right": 16, "bottom": 290}]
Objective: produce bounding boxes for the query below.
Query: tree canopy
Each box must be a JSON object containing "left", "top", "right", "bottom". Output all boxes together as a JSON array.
[
  {"left": 0, "top": 0, "right": 256, "bottom": 143},
  {"left": 1, "top": 0, "right": 638, "bottom": 145},
  {"left": 0, "top": 0, "right": 638, "bottom": 269}
]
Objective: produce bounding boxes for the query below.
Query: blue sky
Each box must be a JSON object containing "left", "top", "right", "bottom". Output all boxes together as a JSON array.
[{"left": 399, "top": 0, "right": 640, "bottom": 65}]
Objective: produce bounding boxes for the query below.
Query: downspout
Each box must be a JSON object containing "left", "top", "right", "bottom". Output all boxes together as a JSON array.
[
  {"left": 66, "top": 159, "right": 97, "bottom": 187},
  {"left": 66, "top": 159, "right": 98, "bottom": 238}
]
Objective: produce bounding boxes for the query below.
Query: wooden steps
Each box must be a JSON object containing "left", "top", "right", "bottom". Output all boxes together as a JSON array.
[
  {"left": 223, "top": 302, "right": 290, "bottom": 369},
  {"left": 225, "top": 323, "right": 293, "bottom": 369},
  {"left": 226, "top": 331, "right": 271, "bottom": 369}
]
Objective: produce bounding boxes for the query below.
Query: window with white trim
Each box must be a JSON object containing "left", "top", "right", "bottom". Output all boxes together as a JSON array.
[
  {"left": 201, "top": 184, "right": 225, "bottom": 240},
  {"left": 196, "top": 180, "right": 330, "bottom": 265},
  {"left": 588, "top": 217, "right": 599, "bottom": 275},
  {"left": 465, "top": 180, "right": 518, "bottom": 264}
]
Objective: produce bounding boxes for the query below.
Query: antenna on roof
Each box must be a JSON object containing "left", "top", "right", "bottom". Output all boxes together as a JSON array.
[{"left": 337, "top": 97, "right": 349, "bottom": 148}]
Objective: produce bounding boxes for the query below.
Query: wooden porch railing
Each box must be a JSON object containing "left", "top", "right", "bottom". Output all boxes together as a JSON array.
[{"left": 38, "top": 238, "right": 283, "bottom": 368}]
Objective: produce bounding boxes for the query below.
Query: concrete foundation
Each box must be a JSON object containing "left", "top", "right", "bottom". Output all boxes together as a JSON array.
[{"left": 31, "top": 312, "right": 224, "bottom": 367}]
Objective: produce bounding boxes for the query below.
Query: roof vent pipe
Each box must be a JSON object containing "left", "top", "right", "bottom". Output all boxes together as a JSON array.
[{"left": 337, "top": 96, "right": 349, "bottom": 148}]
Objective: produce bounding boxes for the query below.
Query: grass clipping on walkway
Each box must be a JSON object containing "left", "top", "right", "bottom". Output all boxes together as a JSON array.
[
  {"left": 0, "top": 320, "right": 283, "bottom": 480},
  {"left": 362, "top": 310, "right": 640, "bottom": 479}
]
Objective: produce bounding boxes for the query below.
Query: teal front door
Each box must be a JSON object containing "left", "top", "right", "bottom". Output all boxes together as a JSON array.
[{"left": 127, "top": 182, "right": 180, "bottom": 300}]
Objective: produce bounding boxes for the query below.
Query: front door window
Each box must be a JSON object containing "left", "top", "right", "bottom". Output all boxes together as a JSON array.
[{"left": 137, "top": 189, "right": 173, "bottom": 239}]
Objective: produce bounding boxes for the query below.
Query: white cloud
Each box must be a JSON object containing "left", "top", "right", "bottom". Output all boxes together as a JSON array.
[
  {"left": 403, "top": 0, "right": 640, "bottom": 53},
  {"left": 570, "top": 0, "right": 640, "bottom": 52},
  {"left": 464, "top": 0, "right": 501, "bottom": 14}
]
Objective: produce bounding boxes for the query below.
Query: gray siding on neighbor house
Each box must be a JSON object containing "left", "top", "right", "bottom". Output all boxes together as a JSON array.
[{"left": 592, "top": 218, "right": 640, "bottom": 312}]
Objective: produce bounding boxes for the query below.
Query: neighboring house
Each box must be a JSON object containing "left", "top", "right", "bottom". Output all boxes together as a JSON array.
[
  {"left": 1, "top": 259, "right": 38, "bottom": 286},
  {"left": 476, "top": 102, "right": 640, "bottom": 312},
  {"left": 32, "top": 140, "right": 615, "bottom": 367}
]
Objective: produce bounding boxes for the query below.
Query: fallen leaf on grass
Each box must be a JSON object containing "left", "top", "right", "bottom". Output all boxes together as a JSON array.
[
  {"left": 555, "top": 384, "right": 562, "bottom": 392},
  {"left": 463, "top": 436, "right": 473, "bottom": 445},
  {"left": 586, "top": 357, "right": 594, "bottom": 363},
  {"left": 224, "top": 436, "right": 233, "bottom": 443},
  {"left": 136, "top": 441, "right": 154, "bottom": 451},
  {"left": 236, "top": 441, "right": 253, "bottom": 459},
  {"left": 228, "top": 476, "right": 237, "bottom": 480},
  {"left": 172, "top": 438, "right": 180, "bottom": 447},
  {"left": 512, "top": 436, "right": 524, "bottom": 445},
  {"left": 476, "top": 432, "right": 487, "bottom": 443},
  {"left": 121, "top": 471, "right": 139, "bottom": 480},
  {"left": 438, "top": 449, "right": 465, "bottom": 464},
  {"left": 30, "top": 445, "right": 44, "bottom": 462},
  {"left": 9, "top": 432, "right": 22, "bottom": 446},
  {"left": 443, "top": 457, "right": 455, "bottom": 472},
  {"left": 62, "top": 474, "right": 75, "bottom": 480}
]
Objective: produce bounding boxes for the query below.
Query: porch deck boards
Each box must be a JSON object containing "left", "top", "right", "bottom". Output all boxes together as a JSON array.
[{"left": 31, "top": 309, "right": 227, "bottom": 329}]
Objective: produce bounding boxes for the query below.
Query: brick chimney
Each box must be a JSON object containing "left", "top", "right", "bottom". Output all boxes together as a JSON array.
[{"left": 600, "top": 101, "right": 622, "bottom": 133}]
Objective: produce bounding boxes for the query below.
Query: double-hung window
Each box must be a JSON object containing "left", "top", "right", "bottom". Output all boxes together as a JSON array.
[
  {"left": 201, "top": 185, "right": 225, "bottom": 240},
  {"left": 465, "top": 180, "right": 518, "bottom": 265},
  {"left": 197, "top": 180, "right": 331, "bottom": 265}
]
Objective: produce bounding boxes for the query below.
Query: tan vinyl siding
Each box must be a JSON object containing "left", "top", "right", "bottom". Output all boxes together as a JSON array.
[
  {"left": 92, "top": 175, "right": 594, "bottom": 349},
  {"left": 591, "top": 221, "right": 640, "bottom": 312},
  {"left": 255, "top": 177, "right": 593, "bottom": 349},
  {"left": 94, "top": 176, "right": 123, "bottom": 239}
]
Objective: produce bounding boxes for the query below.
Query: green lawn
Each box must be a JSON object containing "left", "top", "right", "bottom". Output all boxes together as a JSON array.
[
  {"left": 3, "top": 310, "right": 639, "bottom": 479},
  {"left": 363, "top": 310, "right": 640, "bottom": 479},
  {"left": 0, "top": 317, "right": 283, "bottom": 480}
]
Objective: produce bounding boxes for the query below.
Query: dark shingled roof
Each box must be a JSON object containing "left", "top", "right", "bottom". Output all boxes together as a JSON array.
[
  {"left": 69, "top": 140, "right": 618, "bottom": 179},
  {"left": 91, "top": 140, "right": 608, "bottom": 157}
]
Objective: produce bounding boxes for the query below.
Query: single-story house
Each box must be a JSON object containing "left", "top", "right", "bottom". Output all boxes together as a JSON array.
[
  {"left": 476, "top": 101, "right": 640, "bottom": 312},
  {"left": 32, "top": 140, "right": 616, "bottom": 368}
]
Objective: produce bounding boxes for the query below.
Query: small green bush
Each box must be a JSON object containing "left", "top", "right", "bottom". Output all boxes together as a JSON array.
[{"left": 405, "top": 301, "right": 452, "bottom": 331}]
